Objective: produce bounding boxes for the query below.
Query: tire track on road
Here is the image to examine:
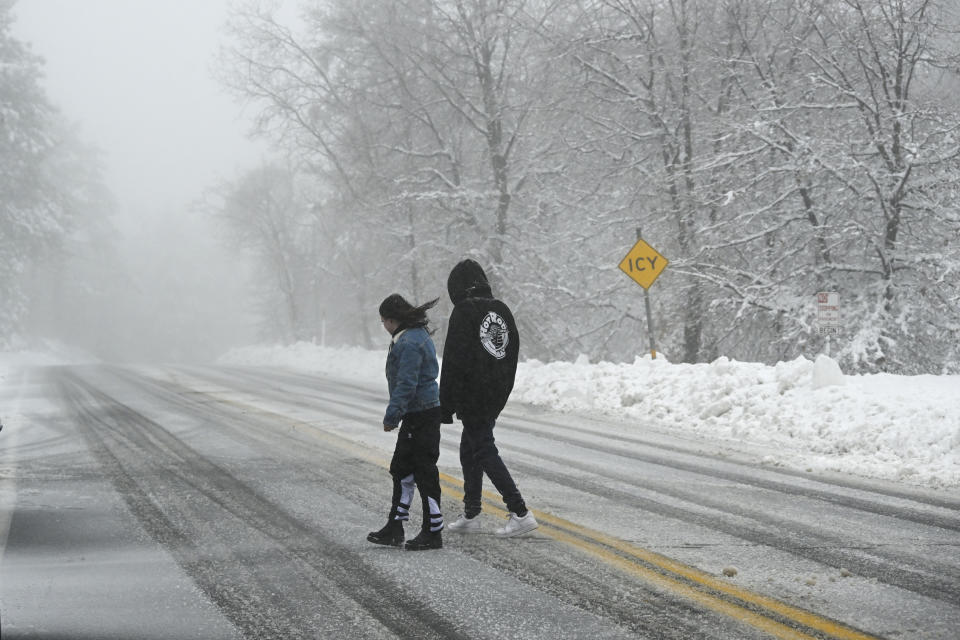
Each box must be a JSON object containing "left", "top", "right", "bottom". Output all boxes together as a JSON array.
[{"left": 56, "top": 369, "right": 469, "bottom": 640}]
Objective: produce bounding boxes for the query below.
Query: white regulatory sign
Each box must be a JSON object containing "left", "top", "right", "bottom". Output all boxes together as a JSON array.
[{"left": 816, "top": 291, "right": 840, "bottom": 335}]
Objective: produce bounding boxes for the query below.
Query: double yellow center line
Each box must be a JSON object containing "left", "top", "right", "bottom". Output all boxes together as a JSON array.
[{"left": 438, "top": 473, "right": 880, "bottom": 640}]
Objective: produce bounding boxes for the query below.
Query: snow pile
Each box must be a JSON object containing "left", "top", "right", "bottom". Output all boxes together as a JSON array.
[
  {"left": 513, "top": 353, "right": 958, "bottom": 487},
  {"left": 221, "top": 341, "right": 385, "bottom": 379},
  {"left": 222, "top": 343, "right": 960, "bottom": 489},
  {"left": 0, "top": 344, "right": 94, "bottom": 372}
]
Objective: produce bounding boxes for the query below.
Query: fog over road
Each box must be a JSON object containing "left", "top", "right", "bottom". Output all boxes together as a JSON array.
[{"left": 1, "top": 365, "right": 958, "bottom": 639}]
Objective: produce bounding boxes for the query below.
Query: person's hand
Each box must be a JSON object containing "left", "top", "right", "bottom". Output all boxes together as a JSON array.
[{"left": 383, "top": 423, "right": 398, "bottom": 432}]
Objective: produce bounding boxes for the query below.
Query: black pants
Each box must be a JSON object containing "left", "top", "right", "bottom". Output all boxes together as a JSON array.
[
  {"left": 389, "top": 407, "right": 443, "bottom": 532},
  {"left": 459, "top": 416, "right": 526, "bottom": 518}
]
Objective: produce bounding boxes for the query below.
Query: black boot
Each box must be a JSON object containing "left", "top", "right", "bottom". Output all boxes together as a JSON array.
[
  {"left": 367, "top": 519, "right": 404, "bottom": 547},
  {"left": 404, "top": 528, "right": 442, "bottom": 551}
]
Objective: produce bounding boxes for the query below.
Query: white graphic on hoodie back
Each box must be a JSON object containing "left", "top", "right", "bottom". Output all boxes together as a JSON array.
[{"left": 480, "top": 311, "right": 509, "bottom": 359}]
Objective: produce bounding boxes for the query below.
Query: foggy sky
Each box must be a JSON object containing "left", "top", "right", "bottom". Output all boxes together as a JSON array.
[
  {"left": 11, "top": 0, "right": 266, "bottom": 361},
  {"left": 12, "top": 0, "right": 263, "bottom": 217}
]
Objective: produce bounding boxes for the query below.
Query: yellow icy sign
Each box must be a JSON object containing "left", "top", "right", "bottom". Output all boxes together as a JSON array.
[{"left": 619, "top": 238, "right": 668, "bottom": 289}]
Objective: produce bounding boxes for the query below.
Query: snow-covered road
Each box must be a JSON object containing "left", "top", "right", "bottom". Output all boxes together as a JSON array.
[{"left": 1, "top": 364, "right": 958, "bottom": 639}]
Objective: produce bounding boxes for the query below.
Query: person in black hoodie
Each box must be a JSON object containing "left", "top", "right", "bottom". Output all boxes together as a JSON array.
[{"left": 440, "top": 259, "right": 538, "bottom": 537}]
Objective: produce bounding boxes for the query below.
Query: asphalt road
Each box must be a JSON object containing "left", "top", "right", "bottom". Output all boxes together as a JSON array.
[{"left": 1, "top": 364, "right": 958, "bottom": 639}]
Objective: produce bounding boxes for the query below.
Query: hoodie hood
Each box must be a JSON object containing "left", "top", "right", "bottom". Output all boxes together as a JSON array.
[{"left": 447, "top": 259, "right": 493, "bottom": 305}]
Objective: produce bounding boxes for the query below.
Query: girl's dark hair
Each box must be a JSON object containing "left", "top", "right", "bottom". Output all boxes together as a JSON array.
[{"left": 379, "top": 294, "right": 439, "bottom": 333}]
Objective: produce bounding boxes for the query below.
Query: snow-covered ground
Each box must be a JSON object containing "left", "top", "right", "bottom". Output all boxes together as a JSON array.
[
  {"left": 1, "top": 343, "right": 957, "bottom": 490},
  {"left": 218, "top": 342, "right": 960, "bottom": 491}
]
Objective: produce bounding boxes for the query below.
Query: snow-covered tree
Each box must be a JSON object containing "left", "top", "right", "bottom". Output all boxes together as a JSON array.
[
  {"left": 0, "top": 3, "right": 111, "bottom": 347},
  {"left": 562, "top": 0, "right": 960, "bottom": 372},
  {"left": 219, "top": 0, "right": 959, "bottom": 373}
]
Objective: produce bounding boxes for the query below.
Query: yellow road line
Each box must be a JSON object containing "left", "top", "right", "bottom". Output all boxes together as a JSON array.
[
  {"left": 437, "top": 473, "right": 880, "bottom": 640},
  {"left": 189, "top": 388, "right": 882, "bottom": 640},
  {"left": 437, "top": 480, "right": 818, "bottom": 639}
]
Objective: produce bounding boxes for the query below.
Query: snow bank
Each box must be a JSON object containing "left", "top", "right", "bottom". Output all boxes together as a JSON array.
[{"left": 222, "top": 343, "right": 960, "bottom": 489}]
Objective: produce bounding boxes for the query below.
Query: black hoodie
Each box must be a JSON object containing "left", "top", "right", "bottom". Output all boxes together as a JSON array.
[{"left": 439, "top": 259, "right": 520, "bottom": 421}]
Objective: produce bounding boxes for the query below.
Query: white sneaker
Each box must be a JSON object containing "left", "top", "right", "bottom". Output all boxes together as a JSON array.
[
  {"left": 495, "top": 511, "right": 538, "bottom": 538},
  {"left": 447, "top": 513, "right": 482, "bottom": 533}
]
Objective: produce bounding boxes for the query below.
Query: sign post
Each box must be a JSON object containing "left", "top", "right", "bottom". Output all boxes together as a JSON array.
[{"left": 618, "top": 228, "right": 668, "bottom": 359}]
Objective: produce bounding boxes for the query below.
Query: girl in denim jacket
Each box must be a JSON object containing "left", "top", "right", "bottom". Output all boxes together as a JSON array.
[{"left": 367, "top": 294, "right": 444, "bottom": 550}]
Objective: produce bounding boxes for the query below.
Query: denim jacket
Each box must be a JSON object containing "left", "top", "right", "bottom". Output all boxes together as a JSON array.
[{"left": 384, "top": 326, "right": 440, "bottom": 427}]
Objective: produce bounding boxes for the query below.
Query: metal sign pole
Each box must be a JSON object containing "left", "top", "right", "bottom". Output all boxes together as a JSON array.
[
  {"left": 637, "top": 227, "right": 658, "bottom": 359},
  {"left": 619, "top": 228, "right": 667, "bottom": 360}
]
